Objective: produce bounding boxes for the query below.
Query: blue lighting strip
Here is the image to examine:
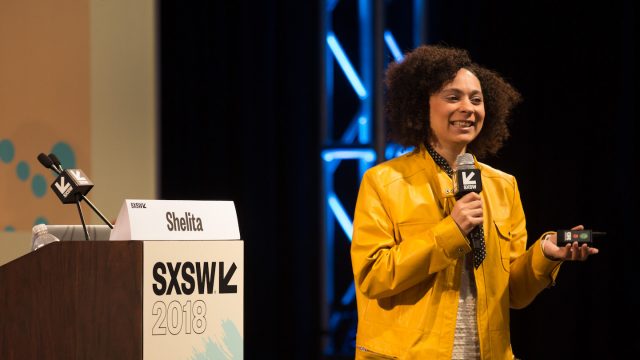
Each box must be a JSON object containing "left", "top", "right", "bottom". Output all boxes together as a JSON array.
[
  {"left": 341, "top": 115, "right": 361, "bottom": 143},
  {"left": 322, "top": 149, "right": 376, "bottom": 189},
  {"left": 322, "top": 148, "right": 376, "bottom": 163},
  {"left": 341, "top": 281, "right": 356, "bottom": 305},
  {"left": 328, "top": 194, "right": 353, "bottom": 240},
  {"left": 358, "top": 116, "right": 369, "bottom": 143},
  {"left": 326, "top": 0, "right": 340, "bottom": 12},
  {"left": 340, "top": 114, "right": 372, "bottom": 145},
  {"left": 384, "top": 30, "right": 404, "bottom": 62},
  {"left": 322, "top": 149, "right": 376, "bottom": 247},
  {"left": 327, "top": 33, "right": 368, "bottom": 99}
]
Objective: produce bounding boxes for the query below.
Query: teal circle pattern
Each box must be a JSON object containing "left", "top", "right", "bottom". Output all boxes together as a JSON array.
[
  {"left": 0, "top": 139, "right": 15, "bottom": 163},
  {"left": 4, "top": 226, "right": 16, "bottom": 232},
  {"left": 31, "top": 174, "right": 47, "bottom": 198},
  {"left": 16, "top": 161, "right": 30, "bottom": 181},
  {"left": 34, "top": 217, "right": 48, "bottom": 225},
  {"left": 51, "top": 142, "right": 76, "bottom": 168}
]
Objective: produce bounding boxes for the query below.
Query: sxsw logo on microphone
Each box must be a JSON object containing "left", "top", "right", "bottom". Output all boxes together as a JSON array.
[
  {"left": 50, "top": 169, "right": 95, "bottom": 204},
  {"left": 461, "top": 171, "right": 478, "bottom": 190},
  {"left": 54, "top": 175, "right": 73, "bottom": 198},
  {"left": 68, "top": 169, "right": 91, "bottom": 185},
  {"left": 454, "top": 168, "right": 482, "bottom": 196}
]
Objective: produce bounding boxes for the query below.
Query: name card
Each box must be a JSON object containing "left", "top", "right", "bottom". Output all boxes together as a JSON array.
[{"left": 109, "top": 199, "right": 240, "bottom": 240}]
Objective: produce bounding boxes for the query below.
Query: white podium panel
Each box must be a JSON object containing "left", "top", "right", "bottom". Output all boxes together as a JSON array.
[{"left": 143, "top": 240, "right": 243, "bottom": 359}]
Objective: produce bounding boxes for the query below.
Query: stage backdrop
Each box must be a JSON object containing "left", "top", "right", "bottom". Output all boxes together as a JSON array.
[{"left": 0, "top": 0, "right": 156, "bottom": 265}]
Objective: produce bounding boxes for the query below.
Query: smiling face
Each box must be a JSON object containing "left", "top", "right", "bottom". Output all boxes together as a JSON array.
[{"left": 428, "top": 68, "right": 485, "bottom": 153}]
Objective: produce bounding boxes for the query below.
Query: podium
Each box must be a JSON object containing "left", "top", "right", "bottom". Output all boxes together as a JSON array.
[
  {"left": 1, "top": 199, "right": 244, "bottom": 359},
  {"left": 1, "top": 239, "right": 243, "bottom": 359},
  {"left": 0, "top": 241, "right": 143, "bottom": 359}
]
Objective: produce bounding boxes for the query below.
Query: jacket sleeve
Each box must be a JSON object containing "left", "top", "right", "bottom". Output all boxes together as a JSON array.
[
  {"left": 508, "top": 178, "right": 562, "bottom": 309},
  {"left": 351, "top": 170, "right": 471, "bottom": 299}
]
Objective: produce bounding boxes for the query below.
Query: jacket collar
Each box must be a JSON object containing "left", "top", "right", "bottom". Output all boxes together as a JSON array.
[
  {"left": 417, "top": 145, "right": 455, "bottom": 216},
  {"left": 417, "top": 144, "right": 484, "bottom": 214}
]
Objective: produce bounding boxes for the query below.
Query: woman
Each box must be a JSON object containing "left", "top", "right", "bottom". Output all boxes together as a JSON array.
[{"left": 350, "top": 45, "right": 598, "bottom": 359}]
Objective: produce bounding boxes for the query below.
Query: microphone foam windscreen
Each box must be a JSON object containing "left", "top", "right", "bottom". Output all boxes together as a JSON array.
[
  {"left": 37, "top": 153, "right": 53, "bottom": 168},
  {"left": 48, "top": 153, "right": 62, "bottom": 167},
  {"left": 455, "top": 153, "right": 474, "bottom": 167}
]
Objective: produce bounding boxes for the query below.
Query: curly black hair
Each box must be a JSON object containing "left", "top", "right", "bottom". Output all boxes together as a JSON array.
[{"left": 385, "top": 45, "right": 522, "bottom": 158}]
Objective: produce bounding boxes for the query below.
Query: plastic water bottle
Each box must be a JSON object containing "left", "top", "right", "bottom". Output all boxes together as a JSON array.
[{"left": 31, "top": 224, "right": 60, "bottom": 251}]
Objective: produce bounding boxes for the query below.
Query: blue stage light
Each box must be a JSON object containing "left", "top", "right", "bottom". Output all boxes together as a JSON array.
[
  {"left": 328, "top": 194, "right": 353, "bottom": 241},
  {"left": 384, "top": 30, "right": 404, "bottom": 62},
  {"left": 327, "top": 33, "right": 368, "bottom": 99}
]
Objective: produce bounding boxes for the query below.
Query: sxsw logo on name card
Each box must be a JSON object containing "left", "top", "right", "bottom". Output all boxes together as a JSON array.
[{"left": 130, "top": 202, "right": 147, "bottom": 209}]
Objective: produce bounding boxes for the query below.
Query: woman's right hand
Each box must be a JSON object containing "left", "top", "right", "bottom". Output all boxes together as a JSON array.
[{"left": 451, "top": 192, "right": 483, "bottom": 235}]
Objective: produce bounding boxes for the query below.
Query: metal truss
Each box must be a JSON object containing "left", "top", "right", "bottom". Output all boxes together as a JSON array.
[{"left": 320, "top": 0, "right": 426, "bottom": 356}]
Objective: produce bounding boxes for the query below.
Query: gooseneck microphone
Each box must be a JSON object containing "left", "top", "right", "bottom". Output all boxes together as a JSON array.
[
  {"left": 36, "top": 153, "right": 114, "bottom": 241},
  {"left": 39, "top": 152, "right": 92, "bottom": 240},
  {"left": 453, "top": 153, "right": 486, "bottom": 268},
  {"left": 45, "top": 154, "right": 113, "bottom": 229},
  {"left": 37, "top": 153, "right": 61, "bottom": 174},
  {"left": 48, "top": 153, "right": 64, "bottom": 173}
]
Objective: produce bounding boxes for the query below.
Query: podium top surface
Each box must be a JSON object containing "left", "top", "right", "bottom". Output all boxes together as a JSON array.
[{"left": 37, "top": 224, "right": 112, "bottom": 241}]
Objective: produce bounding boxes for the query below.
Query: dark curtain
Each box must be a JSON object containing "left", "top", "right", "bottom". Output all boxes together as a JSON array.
[
  {"left": 160, "top": 0, "right": 634, "bottom": 359},
  {"left": 159, "top": 1, "right": 321, "bottom": 358},
  {"left": 428, "top": 0, "right": 636, "bottom": 359}
]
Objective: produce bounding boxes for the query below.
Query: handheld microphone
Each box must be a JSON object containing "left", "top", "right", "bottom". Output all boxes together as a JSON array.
[
  {"left": 453, "top": 153, "right": 485, "bottom": 265},
  {"left": 453, "top": 153, "right": 482, "bottom": 199}
]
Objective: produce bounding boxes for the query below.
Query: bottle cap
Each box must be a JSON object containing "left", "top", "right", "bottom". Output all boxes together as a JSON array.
[{"left": 32, "top": 223, "right": 48, "bottom": 235}]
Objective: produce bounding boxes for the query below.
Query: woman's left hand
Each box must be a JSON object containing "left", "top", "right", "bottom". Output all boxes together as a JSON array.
[{"left": 543, "top": 225, "right": 599, "bottom": 261}]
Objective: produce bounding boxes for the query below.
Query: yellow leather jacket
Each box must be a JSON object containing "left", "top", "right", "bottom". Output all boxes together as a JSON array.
[{"left": 351, "top": 148, "right": 561, "bottom": 359}]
